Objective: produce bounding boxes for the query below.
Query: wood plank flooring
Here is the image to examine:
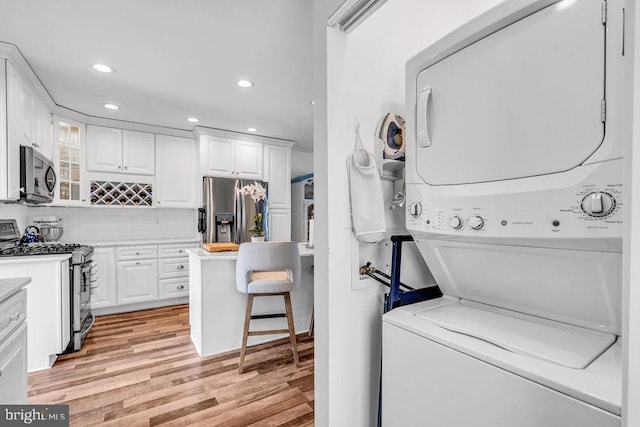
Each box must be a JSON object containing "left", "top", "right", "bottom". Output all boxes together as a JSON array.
[{"left": 28, "top": 305, "right": 314, "bottom": 426}]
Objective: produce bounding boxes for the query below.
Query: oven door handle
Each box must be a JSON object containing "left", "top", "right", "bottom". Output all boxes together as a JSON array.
[{"left": 80, "top": 313, "right": 95, "bottom": 338}]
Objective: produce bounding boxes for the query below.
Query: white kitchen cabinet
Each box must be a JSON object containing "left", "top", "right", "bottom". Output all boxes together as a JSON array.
[
  {"left": 87, "top": 126, "right": 122, "bottom": 173},
  {"left": 0, "top": 323, "right": 27, "bottom": 404},
  {"left": 0, "top": 59, "right": 21, "bottom": 201},
  {"left": 159, "top": 277, "right": 189, "bottom": 299},
  {"left": 264, "top": 145, "right": 291, "bottom": 209},
  {"left": 34, "top": 99, "right": 52, "bottom": 159},
  {"left": 202, "top": 136, "right": 263, "bottom": 179},
  {"left": 91, "top": 247, "right": 117, "bottom": 310},
  {"left": 18, "top": 76, "right": 34, "bottom": 149},
  {"left": 53, "top": 117, "right": 88, "bottom": 206},
  {"left": 122, "top": 130, "right": 155, "bottom": 175},
  {"left": 156, "top": 135, "right": 197, "bottom": 208},
  {"left": 87, "top": 126, "right": 155, "bottom": 175},
  {"left": 116, "top": 259, "right": 159, "bottom": 305},
  {"left": 269, "top": 209, "right": 292, "bottom": 241}
]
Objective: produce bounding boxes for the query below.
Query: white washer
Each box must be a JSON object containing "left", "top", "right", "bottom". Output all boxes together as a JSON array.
[{"left": 382, "top": 0, "right": 625, "bottom": 425}]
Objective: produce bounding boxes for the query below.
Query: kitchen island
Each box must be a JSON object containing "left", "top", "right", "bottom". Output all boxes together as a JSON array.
[{"left": 187, "top": 243, "right": 314, "bottom": 357}]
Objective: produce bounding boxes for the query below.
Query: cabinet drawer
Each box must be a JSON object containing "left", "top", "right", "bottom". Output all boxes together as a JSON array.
[
  {"left": 158, "top": 257, "right": 189, "bottom": 279},
  {"left": 116, "top": 245, "right": 157, "bottom": 261},
  {"left": 158, "top": 242, "right": 199, "bottom": 259},
  {"left": 0, "top": 290, "right": 26, "bottom": 343},
  {"left": 159, "top": 278, "right": 189, "bottom": 299}
]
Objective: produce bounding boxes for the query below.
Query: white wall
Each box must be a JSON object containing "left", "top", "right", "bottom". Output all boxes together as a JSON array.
[
  {"left": 26, "top": 207, "right": 197, "bottom": 243},
  {"left": 291, "top": 150, "right": 314, "bottom": 178},
  {"left": 317, "top": 0, "right": 503, "bottom": 425},
  {"left": 623, "top": 1, "right": 640, "bottom": 425}
]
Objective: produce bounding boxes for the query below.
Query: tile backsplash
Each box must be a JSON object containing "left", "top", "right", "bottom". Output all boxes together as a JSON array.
[{"left": 24, "top": 206, "right": 198, "bottom": 243}]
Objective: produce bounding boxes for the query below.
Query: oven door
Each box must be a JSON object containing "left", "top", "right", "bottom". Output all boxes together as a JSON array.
[{"left": 73, "top": 260, "right": 92, "bottom": 332}]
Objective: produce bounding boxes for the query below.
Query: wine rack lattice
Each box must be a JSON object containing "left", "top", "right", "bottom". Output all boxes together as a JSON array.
[{"left": 90, "top": 181, "right": 153, "bottom": 206}]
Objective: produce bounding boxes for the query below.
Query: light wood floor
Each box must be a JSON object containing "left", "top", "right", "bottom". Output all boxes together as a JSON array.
[{"left": 28, "top": 305, "right": 314, "bottom": 426}]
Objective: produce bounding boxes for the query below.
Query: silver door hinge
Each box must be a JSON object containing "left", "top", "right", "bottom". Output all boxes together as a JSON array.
[
  {"left": 602, "top": 2, "right": 607, "bottom": 24},
  {"left": 601, "top": 99, "right": 607, "bottom": 122}
]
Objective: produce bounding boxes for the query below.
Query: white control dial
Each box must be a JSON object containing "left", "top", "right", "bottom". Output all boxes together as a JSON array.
[
  {"left": 581, "top": 192, "right": 616, "bottom": 217},
  {"left": 409, "top": 202, "right": 423, "bottom": 218},
  {"left": 468, "top": 216, "right": 484, "bottom": 230},
  {"left": 449, "top": 216, "right": 463, "bottom": 229}
]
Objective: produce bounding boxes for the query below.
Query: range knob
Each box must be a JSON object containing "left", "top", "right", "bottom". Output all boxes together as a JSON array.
[
  {"left": 409, "top": 202, "right": 423, "bottom": 218},
  {"left": 468, "top": 216, "right": 484, "bottom": 230},
  {"left": 449, "top": 216, "right": 463, "bottom": 229},
  {"left": 581, "top": 192, "right": 616, "bottom": 217}
]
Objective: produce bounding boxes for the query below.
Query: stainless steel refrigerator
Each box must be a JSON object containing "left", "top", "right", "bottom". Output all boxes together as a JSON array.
[{"left": 198, "top": 177, "right": 269, "bottom": 244}]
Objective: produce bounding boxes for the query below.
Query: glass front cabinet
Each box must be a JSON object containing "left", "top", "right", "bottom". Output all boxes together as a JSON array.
[{"left": 53, "top": 116, "right": 88, "bottom": 206}]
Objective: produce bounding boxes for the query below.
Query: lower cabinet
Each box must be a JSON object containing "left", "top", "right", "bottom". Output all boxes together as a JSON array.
[
  {"left": 0, "top": 323, "right": 27, "bottom": 404},
  {"left": 269, "top": 208, "right": 292, "bottom": 241},
  {"left": 91, "top": 241, "right": 198, "bottom": 313},
  {"left": 116, "top": 259, "right": 159, "bottom": 305}
]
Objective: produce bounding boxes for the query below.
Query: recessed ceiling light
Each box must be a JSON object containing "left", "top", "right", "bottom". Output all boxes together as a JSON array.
[
  {"left": 236, "top": 80, "right": 254, "bottom": 88},
  {"left": 93, "top": 63, "right": 115, "bottom": 73},
  {"left": 187, "top": 117, "right": 199, "bottom": 123},
  {"left": 103, "top": 103, "right": 119, "bottom": 110},
  {"left": 247, "top": 127, "right": 257, "bottom": 132}
]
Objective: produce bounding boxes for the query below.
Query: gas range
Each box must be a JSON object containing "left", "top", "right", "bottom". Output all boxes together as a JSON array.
[
  {"left": 0, "top": 242, "right": 94, "bottom": 264},
  {"left": 0, "top": 219, "right": 93, "bottom": 264}
]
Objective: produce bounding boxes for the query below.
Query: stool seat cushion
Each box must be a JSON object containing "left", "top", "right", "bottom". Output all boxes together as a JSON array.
[{"left": 248, "top": 271, "right": 293, "bottom": 293}]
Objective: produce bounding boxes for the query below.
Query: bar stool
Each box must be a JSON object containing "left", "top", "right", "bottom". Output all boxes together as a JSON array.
[{"left": 236, "top": 241, "right": 301, "bottom": 373}]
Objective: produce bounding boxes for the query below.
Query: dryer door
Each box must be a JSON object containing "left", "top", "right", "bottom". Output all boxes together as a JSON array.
[{"left": 415, "top": 0, "right": 605, "bottom": 185}]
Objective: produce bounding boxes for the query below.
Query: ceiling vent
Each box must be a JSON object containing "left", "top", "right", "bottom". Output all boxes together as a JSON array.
[{"left": 327, "top": 0, "right": 388, "bottom": 33}]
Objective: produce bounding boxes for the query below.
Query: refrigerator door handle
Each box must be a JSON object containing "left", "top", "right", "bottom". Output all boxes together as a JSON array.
[{"left": 235, "top": 180, "right": 242, "bottom": 244}]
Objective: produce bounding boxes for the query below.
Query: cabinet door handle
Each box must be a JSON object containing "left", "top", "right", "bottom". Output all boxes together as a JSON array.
[
  {"left": 118, "top": 165, "right": 122, "bottom": 169},
  {"left": 124, "top": 166, "right": 128, "bottom": 170},
  {"left": 136, "top": 252, "right": 140, "bottom": 255},
  {"left": 136, "top": 262, "right": 140, "bottom": 266},
  {"left": 177, "top": 284, "right": 185, "bottom": 290},
  {"left": 178, "top": 250, "right": 183, "bottom": 253},
  {"left": 177, "top": 265, "right": 185, "bottom": 270},
  {"left": 11, "top": 312, "right": 21, "bottom": 321}
]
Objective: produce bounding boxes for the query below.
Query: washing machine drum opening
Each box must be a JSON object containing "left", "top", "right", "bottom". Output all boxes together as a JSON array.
[{"left": 414, "top": 0, "right": 605, "bottom": 186}]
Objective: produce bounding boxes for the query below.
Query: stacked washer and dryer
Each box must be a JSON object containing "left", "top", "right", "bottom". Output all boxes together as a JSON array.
[{"left": 382, "top": 0, "right": 625, "bottom": 426}]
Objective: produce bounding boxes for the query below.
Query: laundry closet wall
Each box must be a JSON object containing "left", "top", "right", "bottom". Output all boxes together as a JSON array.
[{"left": 314, "top": 0, "right": 503, "bottom": 425}]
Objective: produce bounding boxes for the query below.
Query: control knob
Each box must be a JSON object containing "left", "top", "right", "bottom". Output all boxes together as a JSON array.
[
  {"left": 468, "top": 216, "right": 484, "bottom": 230},
  {"left": 409, "top": 202, "right": 423, "bottom": 218},
  {"left": 449, "top": 216, "right": 463, "bottom": 229},
  {"left": 581, "top": 192, "right": 616, "bottom": 217}
]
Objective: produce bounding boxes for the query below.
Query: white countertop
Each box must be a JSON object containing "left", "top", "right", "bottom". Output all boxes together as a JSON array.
[
  {"left": 187, "top": 243, "right": 314, "bottom": 260},
  {"left": 73, "top": 237, "right": 201, "bottom": 247},
  {"left": 0, "top": 254, "right": 72, "bottom": 264},
  {"left": 0, "top": 277, "right": 30, "bottom": 302}
]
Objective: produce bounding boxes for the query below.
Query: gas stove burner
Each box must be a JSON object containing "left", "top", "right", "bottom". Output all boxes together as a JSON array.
[{"left": 0, "top": 242, "right": 94, "bottom": 264}]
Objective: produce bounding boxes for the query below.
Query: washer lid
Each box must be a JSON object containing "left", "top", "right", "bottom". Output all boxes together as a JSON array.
[
  {"left": 414, "top": 0, "right": 605, "bottom": 185},
  {"left": 414, "top": 302, "right": 615, "bottom": 369}
]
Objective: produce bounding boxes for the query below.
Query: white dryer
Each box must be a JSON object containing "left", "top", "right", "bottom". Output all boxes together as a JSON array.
[{"left": 382, "top": 0, "right": 625, "bottom": 425}]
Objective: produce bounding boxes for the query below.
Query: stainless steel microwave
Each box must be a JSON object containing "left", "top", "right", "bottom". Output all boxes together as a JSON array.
[{"left": 20, "top": 146, "right": 56, "bottom": 204}]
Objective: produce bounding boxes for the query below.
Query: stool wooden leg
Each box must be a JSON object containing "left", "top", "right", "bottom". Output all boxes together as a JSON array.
[
  {"left": 283, "top": 292, "right": 299, "bottom": 367},
  {"left": 239, "top": 294, "right": 254, "bottom": 374}
]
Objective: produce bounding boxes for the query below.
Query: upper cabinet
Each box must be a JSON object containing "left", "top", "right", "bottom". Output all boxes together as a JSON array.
[
  {"left": 1, "top": 57, "right": 52, "bottom": 201},
  {"left": 87, "top": 126, "right": 155, "bottom": 175},
  {"left": 155, "top": 135, "right": 197, "bottom": 208},
  {"left": 202, "top": 136, "right": 263, "bottom": 179},
  {"left": 53, "top": 117, "right": 87, "bottom": 206},
  {"left": 264, "top": 145, "right": 291, "bottom": 210}
]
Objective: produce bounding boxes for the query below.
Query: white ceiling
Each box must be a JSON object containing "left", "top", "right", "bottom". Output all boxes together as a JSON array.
[{"left": 0, "top": 0, "right": 314, "bottom": 150}]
